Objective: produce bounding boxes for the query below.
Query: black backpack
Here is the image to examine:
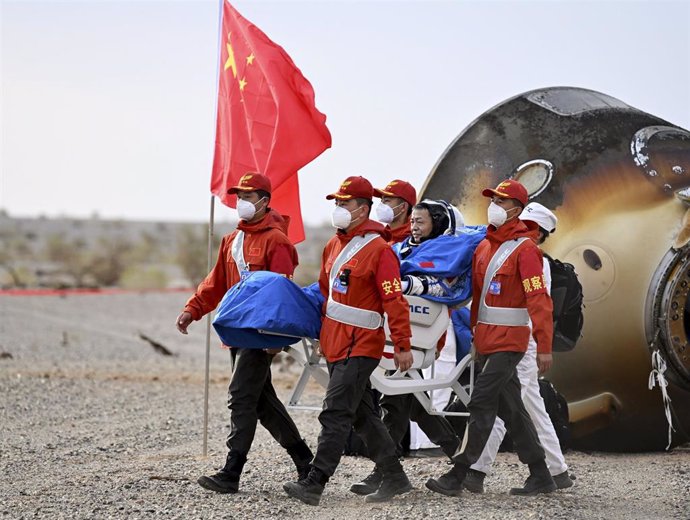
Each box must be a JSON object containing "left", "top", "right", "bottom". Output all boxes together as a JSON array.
[
  {"left": 538, "top": 378, "right": 571, "bottom": 450},
  {"left": 544, "top": 254, "right": 584, "bottom": 352}
]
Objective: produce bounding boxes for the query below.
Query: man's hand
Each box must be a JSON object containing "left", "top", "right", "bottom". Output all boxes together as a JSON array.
[
  {"left": 176, "top": 311, "right": 193, "bottom": 334},
  {"left": 394, "top": 350, "right": 413, "bottom": 372},
  {"left": 537, "top": 353, "right": 553, "bottom": 374}
]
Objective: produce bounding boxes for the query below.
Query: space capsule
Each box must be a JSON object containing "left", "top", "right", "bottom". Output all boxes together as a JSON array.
[{"left": 421, "top": 87, "right": 690, "bottom": 451}]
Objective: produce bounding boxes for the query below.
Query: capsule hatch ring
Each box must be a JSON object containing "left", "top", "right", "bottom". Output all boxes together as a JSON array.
[
  {"left": 511, "top": 159, "right": 554, "bottom": 199},
  {"left": 645, "top": 246, "right": 690, "bottom": 389}
]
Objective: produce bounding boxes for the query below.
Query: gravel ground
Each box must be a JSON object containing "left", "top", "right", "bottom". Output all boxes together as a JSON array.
[{"left": 1, "top": 292, "right": 689, "bottom": 520}]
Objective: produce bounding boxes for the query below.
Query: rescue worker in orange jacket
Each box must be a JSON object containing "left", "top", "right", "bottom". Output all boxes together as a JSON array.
[
  {"left": 175, "top": 173, "right": 312, "bottom": 495},
  {"left": 464, "top": 202, "right": 572, "bottom": 493},
  {"left": 426, "top": 179, "right": 557, "bottom": 498},
  {"left": 350, "top": 189, "right": 462, "bottom": 497},
  {"left": 373, "top": 179, "right": 417, "bottom": 245},
  {"left": 283, "top": 176, "right": 414, "bottom": 506}
]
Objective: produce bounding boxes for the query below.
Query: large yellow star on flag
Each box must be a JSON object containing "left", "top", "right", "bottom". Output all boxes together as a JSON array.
[{"left": 224, "top": 34, "right": 237, "bottom": 78}]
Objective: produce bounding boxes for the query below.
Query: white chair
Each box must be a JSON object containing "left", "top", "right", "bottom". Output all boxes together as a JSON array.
[
  {"left": 285, "top": 337, "right": 329, "bottom": 412},
  {"left": 285, "top": 295, "right": 474, "bottom": 416},
  {"left": 379, "top": 295, "right": 449, "bottom": 372}
]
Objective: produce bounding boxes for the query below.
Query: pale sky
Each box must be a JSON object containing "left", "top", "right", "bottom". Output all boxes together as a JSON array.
[{"left": 2, "top": 0, "right": 689, "bottom": 226}]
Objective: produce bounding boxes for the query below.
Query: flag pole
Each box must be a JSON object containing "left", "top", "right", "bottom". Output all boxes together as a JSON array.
[
  {"left": 201, "top": 0, "right": 225, "bottom": 459},
  {"left": 202, "top": 195, "right": 216, "bottom": 457}
]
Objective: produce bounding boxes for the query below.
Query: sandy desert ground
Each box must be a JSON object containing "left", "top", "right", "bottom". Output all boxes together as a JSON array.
[{"left": 1, "top": 292, "right": 689, "bottom": 520}]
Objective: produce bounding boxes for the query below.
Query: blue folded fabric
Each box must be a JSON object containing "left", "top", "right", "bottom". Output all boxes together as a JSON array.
[
  {"left": 213, "top": 272, "right": 323, "bottom": 348},
  {"left": 302, "top": 281, "right": 326, "bottom": 309}
]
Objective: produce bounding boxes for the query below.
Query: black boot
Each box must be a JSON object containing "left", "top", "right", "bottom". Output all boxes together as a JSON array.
[
  {"left": 349, "top": 466, "right": 382, "bottom": 495},
  {"left": 197, "top": 450, "right": 247, "bottom": 494},
  {"left": 283, "top": 467, "right": 328, "bottom": 506},
  {"left": 286, "top": 440, "right": 313, "bottom": 481},
  {"left": 425, "top": 463, "right": 467, "bottom": 497},
  {"left": 462, "top": 469, "right": 486, "bottom": 494},
  {"left": 364, "top": 458, "right": 412, "bottom": 503},
  {"left": 510, "top": 461, "right": 557, "bottom": 496},
  {"left": 553, "top": 470, "right": 574, "bottom": 489}
]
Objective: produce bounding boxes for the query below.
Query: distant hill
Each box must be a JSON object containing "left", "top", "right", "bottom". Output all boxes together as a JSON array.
[{"left": 0, "top": 211, "right": 332, "bottom": 289}]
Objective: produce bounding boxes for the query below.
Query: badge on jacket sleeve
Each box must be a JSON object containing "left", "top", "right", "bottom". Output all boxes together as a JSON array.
[{"left": 489, "top": 280, "right": 501, "bottom": 295}]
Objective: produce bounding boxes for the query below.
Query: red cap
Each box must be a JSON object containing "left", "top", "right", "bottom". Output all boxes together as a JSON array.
[
  {"left": 227, "top": 172, "right": 272, "bottom": 195},
  {"left": 326, "top": 176, "right": 374, "bottom": 200},
  {"left": 373, "top": 180, "right": 417, "bottom": 207},
  {"left": 482, "top": 179, "right": 528, "bottom": 207}
]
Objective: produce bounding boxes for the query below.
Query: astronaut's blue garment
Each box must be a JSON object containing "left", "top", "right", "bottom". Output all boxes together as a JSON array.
[
  {"left": 451, "top": 307, "right": 473, "bottom": 363},
  {"left": 213, "top": 272, "right": 323, "bottom": 348},
  {"left": 393, "top": 225, "right": 486, "bottom": 307}
]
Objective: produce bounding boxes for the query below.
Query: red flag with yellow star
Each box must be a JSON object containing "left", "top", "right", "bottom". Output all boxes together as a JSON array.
[{"left": 211, "top": 1, "right": 331, "bottom": 243}]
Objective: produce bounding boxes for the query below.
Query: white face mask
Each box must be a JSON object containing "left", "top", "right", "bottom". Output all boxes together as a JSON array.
[
  {"left": 237, "top": 197, "right": 265, "bottom": 221},
  {"left": 375, "top": 203, "right": 395, "bottom": 224},
  {"left": 331, "top": 205, "right": 353, "bottom": 229},
  {"left": 487, "top": 201, "right": 508, "bottom": 228}
]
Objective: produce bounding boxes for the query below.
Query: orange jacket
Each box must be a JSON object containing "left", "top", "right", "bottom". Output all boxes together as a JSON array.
[
  {"left": 470, "top": 218, "right": 553, "bottom": 355},
  {"left": 183, "top": 209, "right": 298, "bottom": 321},
  {"left": 387, "top": 218, "right": 411, "bottom": 246},
  {"left": 319, "top": 219, "right": 412, "bottom": 362}
]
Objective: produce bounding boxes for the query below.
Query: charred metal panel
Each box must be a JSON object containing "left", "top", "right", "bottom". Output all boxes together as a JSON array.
[{"left": 422, "top": 87, "right": 690, "bottom": 451}]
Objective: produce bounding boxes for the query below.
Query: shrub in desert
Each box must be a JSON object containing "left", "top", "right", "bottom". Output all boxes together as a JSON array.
[
  {"left": 120, "top": 266, "right": 169, "bottom": 289},
  {"left": 176, "top": 225, "right": 220, "bottom": 287},
  {"left": 44, "top": 234, "right": 92, "bottom": 287},
  {"left": 0, "top": 230, "right": 33, "bottom": 287},
  {"left": 89, "top": 237, "right": 134, "bottom": 286}
]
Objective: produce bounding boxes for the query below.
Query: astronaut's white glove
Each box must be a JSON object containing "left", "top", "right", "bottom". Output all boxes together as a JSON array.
[
  {"left": 402, "top": 275, "right": 425, "bottom": 295},
  {"left": 422, "top": 276, "right": 447, "bottom": 297},
  {"left": 402, "top": 274, "right": 447, "bottom": 297}
]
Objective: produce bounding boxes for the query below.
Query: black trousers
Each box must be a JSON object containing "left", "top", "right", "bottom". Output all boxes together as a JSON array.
[
  {"left": 312, "top": 357, "right": 400, "bottom": 478},
  {"left": 454, "top": 351, "right": 545, "bottom": 467},
  {"left": 381, "top": 375, "right": 459, "bottom": 458},
  {"left": 226, "top": 348, "right": 303, "bottom": 455}
]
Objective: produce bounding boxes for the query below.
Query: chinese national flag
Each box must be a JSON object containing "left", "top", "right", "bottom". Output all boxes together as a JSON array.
[{"left": 210, "top": 1, "right": 332, "bottom": 243}]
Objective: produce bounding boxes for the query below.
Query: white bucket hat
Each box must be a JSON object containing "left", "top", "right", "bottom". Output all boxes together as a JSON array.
[{"left": 519, "top": 202, "right": 557, "bottom": 233}]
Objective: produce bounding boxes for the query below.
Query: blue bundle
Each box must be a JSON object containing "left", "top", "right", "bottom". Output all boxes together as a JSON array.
[{"left": 213, "top": 272, "right": 323, "bottom": 348}]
